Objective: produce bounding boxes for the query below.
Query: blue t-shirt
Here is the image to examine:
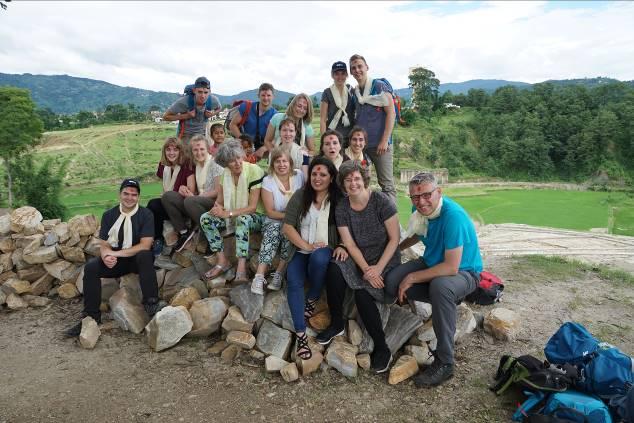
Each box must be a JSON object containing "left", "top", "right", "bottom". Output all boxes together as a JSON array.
[
  {"left": 238, "top": 101, "right": 276, "bottom": 148},
  {"left": 354, "top": 79, "right": 392, "bottom": 148},
  {"left": 416, "top": 197, "right": 482, "bottom": 273}
]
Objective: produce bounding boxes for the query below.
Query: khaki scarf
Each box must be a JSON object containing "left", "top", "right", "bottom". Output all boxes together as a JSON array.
[
  {"left": 404, "top": 197, "right": 443, "bottom": 238},
  {"left": 315, "top": 195, "right": 331, "bottom": 244},
  {"left": 222, "top": 167, "right": 249, "bottom": 213},
  {"left": 328, "top": 84, "right": 350, "bottom": 130},
  {"left": 162, "top": 165, "right": 181, "bottom": 193},
  {"left": 330, "top": 154, "right": 344, "bottom": 170},
  {"left": 344, "top": 147, "right": 363, "bottom": 162},
  {"left": 195, "top": 154, "right": 212, "bottom": 194},
  {"left": 107, "top": 204, "right": 139, "bottom": 249},
  {"left": 354, "top": 76, "right": 392, "bottom": 108},
  {"left": 272, "top": 173, "right": 293, "bottom": 207}
]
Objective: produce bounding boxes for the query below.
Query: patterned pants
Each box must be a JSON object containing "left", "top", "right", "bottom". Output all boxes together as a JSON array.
[
  {"left": 199, "top": 212, "right": 264, "bottom": 258},
  {"left": 258, "top": 221, "right": 291, "bottom": 265}
]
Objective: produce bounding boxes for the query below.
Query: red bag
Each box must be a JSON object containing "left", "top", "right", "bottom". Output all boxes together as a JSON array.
[{"left": 466, "top": 271, "right": 504, "bottom": 305}]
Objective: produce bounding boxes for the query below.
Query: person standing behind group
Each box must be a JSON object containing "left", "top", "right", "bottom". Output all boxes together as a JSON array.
[
  {"left": 349, "top": 54, "right": 397, "bottom": 203},
  {"left": 146, "top": 137, "right": 195, "bottom": 256},
  {"left": 251, "top": 147, "right": 305, "bottom": 295},
  {"left": 162, "top": 135, "right": 223, "bottom": 252},
  {"left": 163, "top": 77, "right": 221, "bottom": 144},
  {"left": 320, "top": 61, "right": 355, "bottom": 142},
  {"left": 316, "top": 161, "right": 401, "bottom": 374},
  {"left": 282, "top": 157, "right": 346, "bottom": 360},
  {"left": 229, "top": 83, "right": 277, "bottom": 159},
  {"left": 318, "top": 129, "right": 349, "bottom": 170},
  {"left": 264, "top": 93, "right": 315, "bottom": 156}
]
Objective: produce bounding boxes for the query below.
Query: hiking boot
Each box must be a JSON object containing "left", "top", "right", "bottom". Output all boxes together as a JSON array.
[
  {"left": 174, "top": 230, "right": 195, "bottom": 253},
  {"left": 316, "top": 325, "right": 345, "bottom": 345},
  {"left": 414, "top": 360, "right": 454, "bottom": 388},
  {"left": 370, "top": 347, "right": 393, "bottom": 374},
  {"left": 152, "top": 238, "right": 164, "bottom": 257},
  {"left": 268, "top": 271, "right": 283, "bottom": 291},
  {"left": 250, "top": 274, "right": 266, "bottom": 295},
  {"left": 64, "top": 313, "right": 101, "bottom": 337},
  {"left": 143, "top": 298, "right": 166, "bottom": 318}
]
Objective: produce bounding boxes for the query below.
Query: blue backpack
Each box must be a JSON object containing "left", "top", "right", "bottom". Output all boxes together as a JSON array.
[
  {"left": 544, "top": 322, "right": 633, "bottom": 399},
  {"left": 517, "top": 390, "right": 613, "bottom": 423},
  {"left": 177, "top": 84, "right": 216, "bottom": 138},
  {"left": 370, "top": 78, "right": 402, "bottom": 125}
]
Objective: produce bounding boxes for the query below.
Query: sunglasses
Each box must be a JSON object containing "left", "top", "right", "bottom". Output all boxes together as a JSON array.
[{"left": 409, "top": 187, "right": 437, "bottom": 201}]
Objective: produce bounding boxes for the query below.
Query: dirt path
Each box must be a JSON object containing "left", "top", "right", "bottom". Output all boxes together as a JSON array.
[{"left": 1, "top": 254, "right": 633, "bottom": 423}]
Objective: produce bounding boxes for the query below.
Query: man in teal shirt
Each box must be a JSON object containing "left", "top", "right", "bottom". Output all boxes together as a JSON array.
[{"left": 386, "top": 172, "right": 482, "bottom": 387}]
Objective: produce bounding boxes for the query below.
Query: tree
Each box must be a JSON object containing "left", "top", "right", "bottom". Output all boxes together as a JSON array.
[
  {"left": 408, "top": 67, "right": 440, "bottom": 115},
  {"left": 12, "top": 155, "right": 68, "bottom": 219},
  {"left": 0, "top": 87, "right": 44, "bottom": 207}
]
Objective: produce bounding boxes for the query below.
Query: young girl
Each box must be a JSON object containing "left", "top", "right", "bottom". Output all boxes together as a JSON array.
[
  {"left": 209, "top": 123, "right": 225, "bottom": 157},
  {"left": 318, "top": 129, "right": 349, "bottom": 170},
  {"left": 345, "top": 126, "right": 372, "bottom": 172},
  {"left": 251, "top": 147, "right": 305, "bottom": 295},
  {"left": 146, "top": 137, "right": 195, "bottom": 255}
]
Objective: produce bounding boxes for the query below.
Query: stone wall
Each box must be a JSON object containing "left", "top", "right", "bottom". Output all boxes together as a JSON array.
[{"left": 399, "top": 168, "right": 449, "bottom": 184}]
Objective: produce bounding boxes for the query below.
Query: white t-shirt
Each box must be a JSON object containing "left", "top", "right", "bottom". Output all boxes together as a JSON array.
[
  {"left": 262, "top": 170, "right": 305, "bottom": 223},
  {"left": 299, "top": 204, "right": 321, "bottom": 254}
]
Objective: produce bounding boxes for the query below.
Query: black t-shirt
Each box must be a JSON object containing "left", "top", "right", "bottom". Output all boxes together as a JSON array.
[{"left": 99, "top": 206, "right": 154, "bottom": 250}]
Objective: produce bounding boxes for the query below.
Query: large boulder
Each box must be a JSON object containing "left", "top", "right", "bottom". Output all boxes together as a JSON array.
[
  {"left": 169, "top": 287, "right": 201, "bottom": 309},
  {"left": 58, "top": 245, "right": 86, "bottom": 263},
  {"left": 79, "top": 316, "right": 101, "bottom": 349},
  {"left": 52, "top": 222, "right": 71, "bottom": 244},
  {"left": 17, "top": 265, "right": 46, "bottom": 282},
  {"left": 261, "top": 289, "right": 294, "bottom": 331},
  {"left": 0, "top": 214, "right": 11, "bottom": 236},
  {"left": 229, "top": 283, "right": 263, "bottom": 323},
  {"left": 67, "top": 215, "right": 98, "bottom": 237},
  {"left": 10, "top": 207, "right": 43, "bottom": 235},
  {"left": 484, "top": 308, "right": 521, "bottom": 341},
  {"left": 188, "top": 297, "right": 228, "bottom": 337},
  {"left": 22, "top": 246, "right": 58, "bottom": 265},
  {"left": 145, "top": 306, "right": 193, "bottom": 352},
  {"left": 221, "top": 305, "right": 254, "bottom": 333},
  {"left": 0, "top": 236, "right": 15, "bottom": 253},
  {"left": 325, "top": 340, "right": 358, "bottom": 377},
  {"left": 388, "top": 355, "right": 419, "bottom": 385},
  {"left": 30, "top": 274, "right": 54, "bottom": 296},
  {"left": 109, "top": 288, "right": 149, "bottom": 334},
  {"left": 3, "top": 278, "right": 31, "bottom": 295},
  {"left": 256, "top": 319, "right": 292, "bottom": 359}
]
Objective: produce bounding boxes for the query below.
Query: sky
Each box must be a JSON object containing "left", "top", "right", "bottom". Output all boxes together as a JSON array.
[{"left": 1, "top": 1, "right": 633, "bottom": 95}]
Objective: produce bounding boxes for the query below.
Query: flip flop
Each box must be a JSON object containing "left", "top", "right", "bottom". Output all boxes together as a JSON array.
[
  {"left": 233, "top": 271, "right": 249, "bottom": 284},
  {"left": 204, "top": 264, "right": 232, "bottom": 281}
]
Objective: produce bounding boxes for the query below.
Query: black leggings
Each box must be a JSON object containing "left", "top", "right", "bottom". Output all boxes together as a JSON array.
[
  {"left": 146, "top": 198, "right": 167, "bottom": 241},
  {"left": 326, "top": 263, "right": 389, "bottom": 353}
]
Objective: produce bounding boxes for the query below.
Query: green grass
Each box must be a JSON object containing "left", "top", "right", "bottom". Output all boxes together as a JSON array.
[{"left": 397, "top": 188, "right": 634, "bottom": 235}]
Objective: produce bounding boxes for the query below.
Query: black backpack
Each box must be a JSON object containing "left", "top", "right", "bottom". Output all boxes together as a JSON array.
[{"left": 491, "top": 354, "right": 579, "bottom": 396}]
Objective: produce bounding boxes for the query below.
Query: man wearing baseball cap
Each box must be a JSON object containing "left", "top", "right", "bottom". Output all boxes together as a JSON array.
[
  {"left": 65, "top": 179, "right": 163, "bottom": 337},
  {"left": 320, "top": 61, "right": 355, "bottom": 141},
  {"left": 164, "top": 76, "right": 222, "bottom": 143}
]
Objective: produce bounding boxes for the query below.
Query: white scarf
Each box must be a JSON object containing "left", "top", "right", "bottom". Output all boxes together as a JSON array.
[
  {"left": 107, "top": 203, "right": 139, "bottom": 249},
  {"left": 328, "top": 84, "right": 350, "bottom": 130},
  {"left": 272, "top": 173, "right": 293, "bottom": 206},
  {"left": 315, "top": 195, "right": 331, "bottom": 244},
  {"left": 195, "top": 154, "right": 212, "bottom": 194},
  {"left": 404, "top": 197, "right": 443, "bottom": 238},
  {"left": 330, "top": 154, "right": 344, "bottom": 170},
  {"left": 344, "top": 147, "right": 363, "bottom": 162},
  {"left": 222, "top": 167, "right": 249, "bottom": 212},
  {"left": 162, "top": 165, "right": 181, "bottom": 193},
  {"left": 354, "top": 76, "right": 392, "bottom": 108}
]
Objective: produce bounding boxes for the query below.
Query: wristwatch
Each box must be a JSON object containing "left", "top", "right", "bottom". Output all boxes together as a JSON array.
[{"left": 229, "top": 211, "right": 233, "bottom": 218}]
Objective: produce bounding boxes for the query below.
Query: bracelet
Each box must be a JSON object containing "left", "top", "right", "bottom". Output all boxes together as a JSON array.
[{"left": 337, "top": 244, "right": 348, "bottom": 252}]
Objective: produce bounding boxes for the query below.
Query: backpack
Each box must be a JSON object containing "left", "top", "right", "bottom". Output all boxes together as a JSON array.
[
  {"left": 466, "top": 270, "right": 505, "bottom": 305},
  {"left": 544, "top": 322, "right": 633, "bottom": 398},
  {"left": 517, "top": 390, "right": 613, "bottom": 423},
  {"left": 370, "top": 78, "right": 402, "bottom": 126},
  {"left": 177, "top": 84, "right": 216, "bottom": 138},
  {"left": 224, "top": 100, "right": 253, "bottom": 131},
  {"left": 491, "top": 354, "right": 578, "bottom": 396}
]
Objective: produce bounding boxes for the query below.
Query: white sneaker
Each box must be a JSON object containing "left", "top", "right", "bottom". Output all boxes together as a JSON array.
[
  {"left": 268, "top": 271, "right": 283, "bottom": 291},
  {"left": 251, "top": 274, "right": 266, "bottom": 295}
]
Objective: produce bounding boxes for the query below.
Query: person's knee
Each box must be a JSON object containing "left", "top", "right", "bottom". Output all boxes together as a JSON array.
[
  {"left": 310, "top": 247, "right": 332, "bottom": 267},
  {"left": 200, "top": 212, "right": 214, "bottom": 229},
  {"left": 135, "top": 250, "right": 153, "bottom": 266},
  {"left": 384, "top": 267, "right": 404, "bottom": 297},
  {"left": 84, "top": 257, "right": 101, "bottom": 275},
  {"left": 429, "top": 277, "right": 458, "bottom": 303}
]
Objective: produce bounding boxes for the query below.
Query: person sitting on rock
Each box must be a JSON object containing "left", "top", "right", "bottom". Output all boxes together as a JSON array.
[
  {"left": 146, "top": 137, "right": 195, "bottom": 256},
  {"left": 316, "top": 161, "right": 400, "bottom": 374},
  {"left": 282, "top": 157, "right": 346, "bottom": 360},
  {"left": 274, "top": 117, "right": 310, "bottom": 179},
  {"left": 162, "top": 134, "right": 224, "bottom": 253},
  {"left": 317, "top": 129, "right": 350, "bottom": 170},
  {"left": 251, "top": 146, "right": 305, "bottom": 295},
  {"left": 385, "top": 172, "right": 482, "bottom": 387},
  {"left": 65, "top": 179, "right": 163, "bottom": 337},
  {"left": 200, "top": 139, "right": 265, "bottom": 284}
]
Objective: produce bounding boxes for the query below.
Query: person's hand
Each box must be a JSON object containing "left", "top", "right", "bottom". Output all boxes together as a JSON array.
[
  {"left": 103, "top": 255, "right": 117, "bottom": 269},
  {"left": 312, "top": 242, "right": 327, "bottom": 250},
  {"left": 255, "top": 146, "right": 266, "bottom": 159},
  {"left": 204, "top": 109, "right": 217, "bottom": 118},
  {"left": 178, "top": 186, "right": 193, "bottom": 197},
  {"left": 377, "top": 140, "right": 388, "bottom": 155},
  {"left": 398, "top": 277, "right": 414, "bottom": 303},
  {"left": 365, "top": 273, "right": 384, "bottom": 289},
  {"left": 211, "top": 204, "right": 225, "bottom": 218},
  {"left": 363, "top": 265, "right": 381, "bottom": 281},
  {"left": 332, "top": 247, "right": 348, "bottom": 261}
]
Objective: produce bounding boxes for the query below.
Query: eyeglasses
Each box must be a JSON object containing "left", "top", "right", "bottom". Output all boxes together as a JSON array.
[{"left": 409, "top": 187, "right": 437, "bottom": 201}]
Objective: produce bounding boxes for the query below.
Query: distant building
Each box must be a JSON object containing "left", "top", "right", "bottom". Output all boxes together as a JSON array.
[{"left": 443, "top": 103, "right": 461, "bottom": 110}]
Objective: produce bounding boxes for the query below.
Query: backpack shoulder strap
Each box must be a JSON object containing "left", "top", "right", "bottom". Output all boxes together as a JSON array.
[
  {"left": 248, "top": 175, "right": 264, "bottom": 192},
  {"left": 239, "top": 100, "right": 253, "bottom": 127}
]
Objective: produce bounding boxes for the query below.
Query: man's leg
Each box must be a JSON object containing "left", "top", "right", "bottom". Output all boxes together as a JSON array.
[
  {"left": 130, "top": 250, "right": 159, "bottom": 303},
  {"left": 365, "top": 145, "right": 396, "bottom": 204},
  {"left": 384, "top": 258, "right": 428, "bottom": 302}
]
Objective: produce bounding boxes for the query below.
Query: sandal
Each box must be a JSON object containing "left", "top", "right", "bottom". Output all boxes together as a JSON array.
[
  {"left": 296, "top": 332, "right": 312, "bottom": 360},
  {"left": 304, "top": 297, "right": 318, "bottom": 321},
  {"left": 203, "top": 264, "right": 231, "bottom": 281},
  {"left": 233, "top": 271, "right": 249, "bottom": 284}
]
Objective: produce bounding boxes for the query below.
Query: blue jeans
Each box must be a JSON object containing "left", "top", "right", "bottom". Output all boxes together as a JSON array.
[{"left": 286, "top": 248, "right": 332, "bottom": 332}]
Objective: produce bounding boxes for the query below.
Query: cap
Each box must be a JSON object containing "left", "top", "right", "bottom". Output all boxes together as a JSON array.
[
  {"left": 331, "top": 61, "right": 347, "bottom": 73},
  {"left": 120, "top": 178, "right": 141, "bottom": 193},
  {"left": 194, "top": 76, "right": 210, "bottom": 89}
]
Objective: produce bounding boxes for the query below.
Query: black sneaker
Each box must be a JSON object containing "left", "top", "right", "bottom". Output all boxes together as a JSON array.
[
  {"left": 64, "top": 313, "right": 101, "bottom": 337},
  {"left": 143, "top": 298, "right": 166, "bottom": 318},
  {"left": 173, "top": 230, "right": 195, "bottom": 253},
  {"left": 414, "top": 360, "right": 454, "bottom": 388},
  {"left": 316, "top": 325, "right": 345, "bottom": 345},
  {"left": 370, "top": 347, "right": 393, "bottom": 374}
]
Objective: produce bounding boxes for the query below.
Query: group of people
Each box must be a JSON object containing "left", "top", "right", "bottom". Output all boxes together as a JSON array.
[{"left": 66, "top": 54, "right": 483, "bottom": 389}]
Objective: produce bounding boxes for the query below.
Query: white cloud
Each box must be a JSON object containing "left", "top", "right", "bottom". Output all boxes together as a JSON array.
[{"left": 1, "top": 1, "right": 633, "bottom": 94}]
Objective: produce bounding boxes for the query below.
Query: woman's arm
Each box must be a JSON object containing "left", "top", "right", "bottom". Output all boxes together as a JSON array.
[
  {"left": 319, "top": 101, "right": 329, "bottom": 134},
  {"left": 263, "top": 122, "right": 276, "bottom": 152},
  {"left": 231, "top": 187, "right": 260, "bottom": 217},
  {"left": 262, "top": 189, "right": 285, "bottom": 221},
  {"left": 337, "top": 225, "right": 370, "bottom": 273},
  {"left": 305, "top": 134, "right": 315, "bottom": 155},
  {"left": 186, "top": 174, "right": 196, "bottom": 194},
  {"left": 372, "top": 214, "right": 400, "bottom": 275},
  {"left": 283, "top": 223, "right": 313, "bottom": 252}
]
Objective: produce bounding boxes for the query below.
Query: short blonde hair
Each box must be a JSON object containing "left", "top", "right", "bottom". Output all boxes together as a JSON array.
[{"left": 268, "top": 146, "right": 294, "bottom": 174}]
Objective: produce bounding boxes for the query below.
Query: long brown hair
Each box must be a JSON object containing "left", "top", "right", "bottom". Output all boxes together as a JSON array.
[{"left": 160, "top": 137, "right": 185, "bottom": 167}]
